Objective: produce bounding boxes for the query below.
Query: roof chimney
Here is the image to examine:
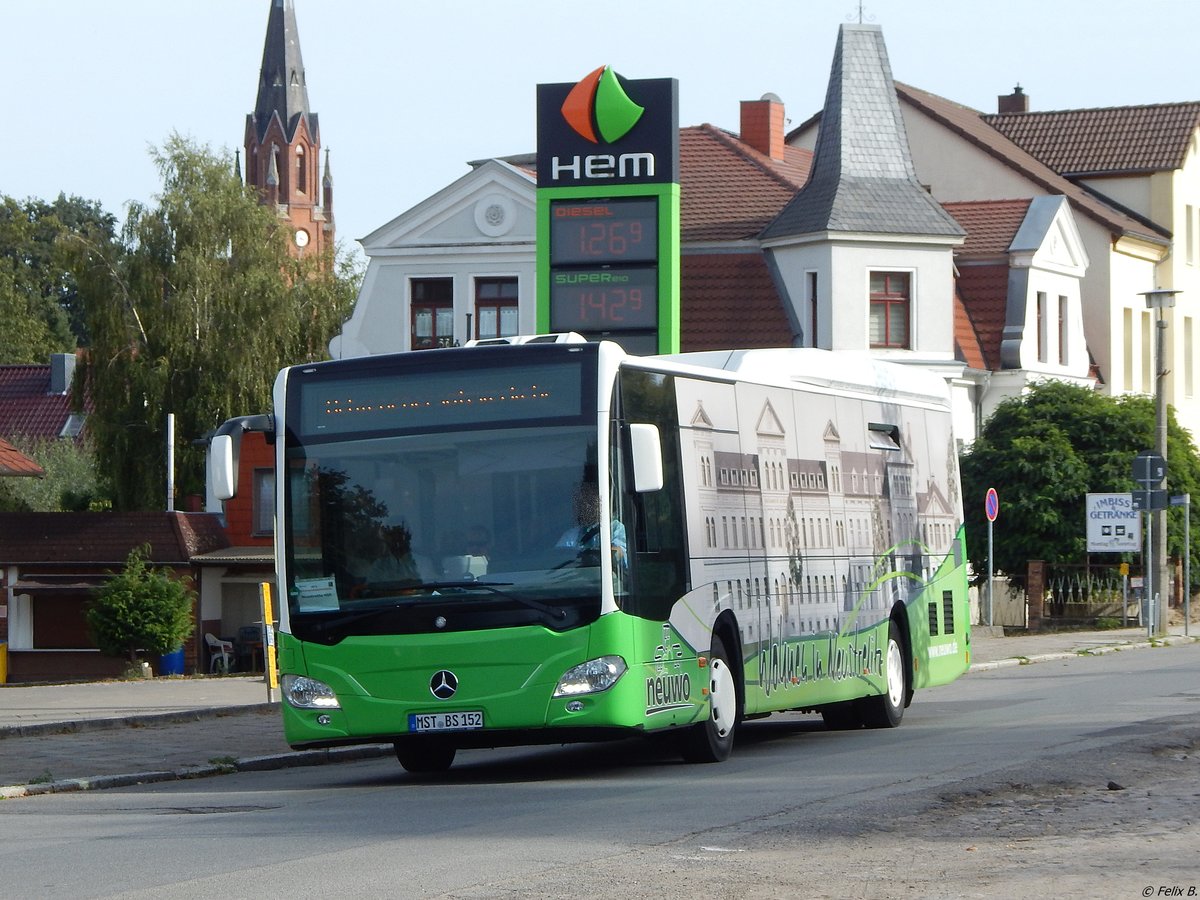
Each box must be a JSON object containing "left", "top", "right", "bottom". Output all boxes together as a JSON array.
[
  {"left": 49, "top": 353, "right": 76, "bottom": 395},
  {"left": 998, "top": 85, "right": 1029, "bottom": 114},
  {"left": 740, "top": 93, "right": 786, "bottom": 160}
]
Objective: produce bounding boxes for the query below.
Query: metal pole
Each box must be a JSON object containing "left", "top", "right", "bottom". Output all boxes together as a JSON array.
[
  {"left": 1153, "top": 304, "right": 1171, "bottom": 636},
  {"left": 987, "top": 517, "right": 994, "bottom": 627},
  {"left": 1186, "top": 494, "right": 1191, "bottom": 637},
  {"left": 1146, "top": 511, "right": 1153, "bottom": 640},
  {"left": 166, "top": 413, "right": 175, "bottom": 512}
]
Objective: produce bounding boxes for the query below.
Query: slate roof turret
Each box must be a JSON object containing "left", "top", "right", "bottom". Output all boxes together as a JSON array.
[{"left": 763, "top": 24, "right": 963, "bottom": 241}]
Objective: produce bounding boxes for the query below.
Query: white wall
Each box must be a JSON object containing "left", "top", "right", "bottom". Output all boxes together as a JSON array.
[
  {"left": 334, "top": 251, "right": 536, "bottom": 357},
  {"left": 331, "top": 161, "right": 537, "bottom": 358}
]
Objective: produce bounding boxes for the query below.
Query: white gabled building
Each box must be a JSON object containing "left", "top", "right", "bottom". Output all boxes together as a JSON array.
[{"left": 331, "top": 159, "right": 537, "bottom": 358}]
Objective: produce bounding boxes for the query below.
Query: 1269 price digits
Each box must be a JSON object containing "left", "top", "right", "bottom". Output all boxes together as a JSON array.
[{"left": 570, "top": 220, "right": 646, "bottom": 259}]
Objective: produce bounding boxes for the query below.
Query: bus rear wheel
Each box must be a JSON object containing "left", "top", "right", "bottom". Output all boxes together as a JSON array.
[
  {"left": 679, "top": 634, "right": 738, "bottom": 763},
  {"left": 860, "top": 619, "right": 907, "bottom": 729},
  {"left": 394, "top": 739, "right": 456, "bottom": 773}
]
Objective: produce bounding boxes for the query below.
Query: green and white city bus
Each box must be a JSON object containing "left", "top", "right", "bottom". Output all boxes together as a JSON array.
[{"left": 212, "top": 335, "right": 971, "bottom": 772}]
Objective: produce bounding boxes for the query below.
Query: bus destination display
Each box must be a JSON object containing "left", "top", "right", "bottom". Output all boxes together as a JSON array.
[{"left": 550, "top": 198, "right": 657, "bottom": 266}]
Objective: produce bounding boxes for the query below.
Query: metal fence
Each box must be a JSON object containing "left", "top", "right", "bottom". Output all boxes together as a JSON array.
[{"left": 1042, "top": 564, "right": 1141, "bottom": 624}]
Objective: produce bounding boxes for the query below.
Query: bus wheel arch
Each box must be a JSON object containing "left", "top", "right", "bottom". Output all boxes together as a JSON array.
[{"left": 889, "top": 604, "right": 915, "bottom": 708}]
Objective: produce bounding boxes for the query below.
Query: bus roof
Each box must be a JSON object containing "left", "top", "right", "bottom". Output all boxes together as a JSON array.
[{"left": 641, "top": 347, "right": 953, "bottom": 408}]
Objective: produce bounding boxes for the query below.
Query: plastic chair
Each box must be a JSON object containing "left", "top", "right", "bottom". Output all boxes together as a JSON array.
[{"left": 205, "top": 632, "right": 234, "bottom": 674}]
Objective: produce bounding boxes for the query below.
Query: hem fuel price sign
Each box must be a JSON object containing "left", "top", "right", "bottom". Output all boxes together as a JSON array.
[
  {"left": 536, "top": 66, "right": 680, "bottom": 355},
  {"left": 1086, "top": 492, "right": 1140, "bottom": 552}
]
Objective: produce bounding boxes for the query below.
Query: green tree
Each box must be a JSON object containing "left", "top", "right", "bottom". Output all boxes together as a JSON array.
[
  {"left": 67, "top": 134, "right": 360, "bottom": 510},
  {"left": 960, "top": 381, "right": 1200, "bottom": 590},
  {"left": 0, "top": 434, "right": 108, "bottom": 512},
  {"left": 0, "top": 193, "right": 116, "bottom": 359},
  {"left": 86, "top": 545, "right": 195, "bottom": 663}
]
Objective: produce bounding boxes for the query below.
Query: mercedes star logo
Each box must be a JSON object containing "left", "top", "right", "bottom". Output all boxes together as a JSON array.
[{"left": 429, "top": 670, "right": 458, "bottom": 700}]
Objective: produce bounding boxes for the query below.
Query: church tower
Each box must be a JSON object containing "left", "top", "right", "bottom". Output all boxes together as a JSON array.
[{"left": 244, "top": 0, "right": 333, "bottom": 260}]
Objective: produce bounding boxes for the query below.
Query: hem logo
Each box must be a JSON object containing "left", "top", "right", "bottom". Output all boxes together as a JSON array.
[{"left": 561, "top": 65, "right": 645, "bottom": 144}]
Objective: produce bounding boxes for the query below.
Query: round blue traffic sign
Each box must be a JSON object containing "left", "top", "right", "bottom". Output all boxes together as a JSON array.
[{"left": 985, "top": 487, "right": 999, "bottom": 522}]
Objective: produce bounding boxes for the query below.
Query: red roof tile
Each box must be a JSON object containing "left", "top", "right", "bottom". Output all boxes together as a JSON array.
[
  {"left": 681, "top": 252, "right": 793, "bottom": 350},
  {"left": 0, "top": 437, "right": 45, "bottom": 478},
  {"left": 681, "top": 125, "right": 812, "bottom": 242},
  {"left": 893, "top": 84, "right": 1169, "bottom": 246},
  {"left": 953, "top": 291, "right": 987, "bottom": 371},
  {"left": 0, "top": 364, "right": 87, "bottom": 442},
  {"left": 955, "top": 264, "right": 1010, "bottom": 371},
  {"left": 943, "top": 199, "right": 1032, "bottom": 257},
  {"left": 0, "top": 512, "right": 230, "bottom": 566},
  {"left": 983, "top": 103, "right": 1200, "bottom": 175}
]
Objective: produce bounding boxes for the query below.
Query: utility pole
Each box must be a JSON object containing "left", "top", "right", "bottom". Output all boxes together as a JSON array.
[{"left": 1142, "top": 289, "right": 1180, "bottom": 637}]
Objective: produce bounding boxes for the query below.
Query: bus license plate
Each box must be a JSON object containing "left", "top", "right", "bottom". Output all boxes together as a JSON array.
[{"left": 408, "top": 711, "right": 484, "bottom": 732}]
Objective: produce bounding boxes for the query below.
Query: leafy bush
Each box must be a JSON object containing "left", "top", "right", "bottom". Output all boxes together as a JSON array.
[{"left": 86, "top": 545, "right": 194, "bottom": 663}]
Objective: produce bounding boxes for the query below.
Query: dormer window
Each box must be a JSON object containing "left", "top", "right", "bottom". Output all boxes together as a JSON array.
[{"left": 869, "top": 272, "right": 911, "bottom": 349}]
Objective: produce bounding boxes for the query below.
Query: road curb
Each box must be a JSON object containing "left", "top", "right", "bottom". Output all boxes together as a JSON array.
[
  {"left": 967, "top": 633, "right": 1198, "bottom": 673},
  {"left": 0, "top": 703, "right": 278, "bottom": 741},
  {"left": 0, "top": 743, "right": 394, "bottom": 799}
]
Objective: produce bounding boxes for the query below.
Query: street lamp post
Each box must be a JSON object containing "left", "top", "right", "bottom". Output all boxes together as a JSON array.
[{"left": 1141, "top": 289, "right": 1181, "bottom": 637}]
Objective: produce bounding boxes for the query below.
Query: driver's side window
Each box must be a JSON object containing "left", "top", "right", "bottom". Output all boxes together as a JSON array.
[{"left": 616, "top": 369, "right": 687, "bottom": 619}]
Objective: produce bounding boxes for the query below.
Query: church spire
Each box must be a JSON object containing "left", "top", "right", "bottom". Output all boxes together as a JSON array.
[
  {"left": 251, "top": 0, "right": 315, "bottom": 144},
  {"left": 243, "top": 0, "right": 332, "bottom": 260}
]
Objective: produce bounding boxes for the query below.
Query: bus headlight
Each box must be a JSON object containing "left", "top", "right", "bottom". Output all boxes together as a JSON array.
[
  {"left": 281, "top": 674, "right": 341, "bottom": 709},
  {"left": 553, "top": 656, "right": 627, "bottom": 697}
]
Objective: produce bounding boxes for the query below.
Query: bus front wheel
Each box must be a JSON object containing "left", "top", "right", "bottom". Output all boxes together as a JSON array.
[
  {"left": 679, "top": 634, "right": 738, "bottom": 763},
  {"left": 394, "top": 739, "right": 456, "bottom": 773}
]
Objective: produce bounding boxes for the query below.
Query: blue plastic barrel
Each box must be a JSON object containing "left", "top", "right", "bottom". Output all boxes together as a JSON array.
[{"left": 159, "top": 647, "right": 186, "bottom": 676}]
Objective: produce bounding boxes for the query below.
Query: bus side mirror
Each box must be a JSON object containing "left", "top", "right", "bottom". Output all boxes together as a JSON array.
[
  {"left": 211, "top": 434, "right": 237, "bottom": 501},
  {"left": 629, "top": 423, "right": 664, "bottom": 493},
  {"left": 210, "top": 413, "right": 274, "bottom": 501}
]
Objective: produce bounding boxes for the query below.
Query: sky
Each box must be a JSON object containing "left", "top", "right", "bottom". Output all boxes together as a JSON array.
[{"left": 4, "top": 0, "right": 1199, "bottom": 264}]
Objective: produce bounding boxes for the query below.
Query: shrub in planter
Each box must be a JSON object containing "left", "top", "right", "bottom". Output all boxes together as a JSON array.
[{"left": 86, "top": 544, "right": 195, "bottom": 665}]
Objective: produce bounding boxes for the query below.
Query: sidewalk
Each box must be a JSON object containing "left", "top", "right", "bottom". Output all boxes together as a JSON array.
[{"left": 1, "top": 625, "right": 1194, "bottom": 798}]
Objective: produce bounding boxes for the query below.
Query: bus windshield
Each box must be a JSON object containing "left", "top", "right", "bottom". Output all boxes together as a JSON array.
[
  {"left": 279, "top": 345, "right": 612, "bottom": 642},
  {"left": 284, "top": 423, "right": 604, "bottom": 640}
]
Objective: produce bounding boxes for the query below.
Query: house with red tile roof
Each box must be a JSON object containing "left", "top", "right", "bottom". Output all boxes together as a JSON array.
[
  {"left": 0, "top": 353, "right": 87, "bottom": 444},
  {"left": 0, "top": 511, "right": 230, "bottom": 681},
  {"left": 760, "top": 24, "right": 966, "bottom": 383},
  {"left": 0, "top": 438, "right": 44, "bottom": 478},
  {"left": 328, "top": 21, "right": 1200, "bottom": 447},
  {"left": 793, "top": 79, "right": 1200, "bottom": 438}
]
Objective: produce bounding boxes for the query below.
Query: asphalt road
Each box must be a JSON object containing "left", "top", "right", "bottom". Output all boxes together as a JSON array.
[{"left": 2, "top": 639, "right": 1198, "bottom": 899}]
